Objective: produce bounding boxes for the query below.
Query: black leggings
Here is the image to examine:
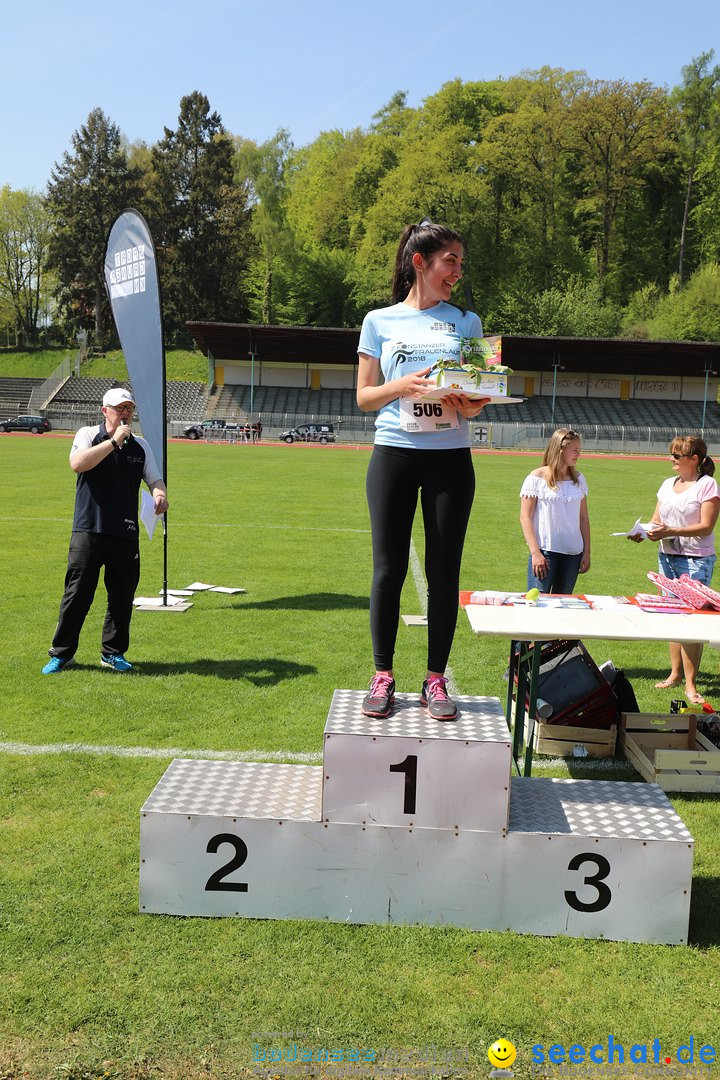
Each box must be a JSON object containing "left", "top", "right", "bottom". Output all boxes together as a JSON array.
[{"left": 366, "top": 445, "right": 475, "bottom": 673}]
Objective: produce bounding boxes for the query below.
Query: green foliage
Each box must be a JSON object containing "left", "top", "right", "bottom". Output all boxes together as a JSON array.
[
  {"left": 0, "top": 187, "right": 55, "bottom": 343},
  {"left": 693, "top": 137, "right": 720, "bottom": 263},
  {"left": 46, "top": 109, "right": 141, "bottom": 343},
  {"left": 621, "top": 282, "right": 665, "bottom": 338},
  {"left": 489, "top": 276, "right": 621, "bottom": 337},
  {"left": 148, "top": 92, "right": 253, "bottom": 339},
  {"left": 646, "top": 262, "right": 720, "bottom": 341},
  {"left": 22, "top": 61, "right": 720, "bottom": 343},
  {"left": 566, "top": 79, "right": 678, "bottom": 293},
  {"left": 233, "top": 130, "right": 293, "bottom": 324},
  {"left": 674, "top": 51, "right": 720, "bottom": 285}
]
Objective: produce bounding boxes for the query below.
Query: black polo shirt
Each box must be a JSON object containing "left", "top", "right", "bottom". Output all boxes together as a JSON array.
[{"left": 70, "top": 423, "right": 162, "bottom": 539}]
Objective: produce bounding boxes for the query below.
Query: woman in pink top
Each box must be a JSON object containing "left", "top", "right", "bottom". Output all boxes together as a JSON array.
[{"left": 630, "top": 435, "right": 720, "bottom": 704}]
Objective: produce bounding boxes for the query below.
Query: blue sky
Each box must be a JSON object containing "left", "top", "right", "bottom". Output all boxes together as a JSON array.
[{"left": 3, "top": 0, "right": 718, "bottom": 192}]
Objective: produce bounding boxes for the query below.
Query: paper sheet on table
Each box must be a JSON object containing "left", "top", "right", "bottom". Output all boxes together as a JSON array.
[
  {"left": 140, "top": 490, "right": 159, "bottom": 540},
  {"left": 584, "top": 594, "right": 632, "bottom": 609},
  {"left": 611, "top": 517, "right": 658, "bottom": 539}
]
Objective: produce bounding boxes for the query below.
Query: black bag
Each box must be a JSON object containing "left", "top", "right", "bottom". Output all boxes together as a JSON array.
[{"left": 611, "top": 670, "right": 639, "bottom": 714}]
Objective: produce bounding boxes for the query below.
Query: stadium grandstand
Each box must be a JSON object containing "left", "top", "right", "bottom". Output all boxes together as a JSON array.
[
  {"left": 185, "top": 323, "right": 720, "bottom": 450},
  {"left": 2, "top": 326, "right": 719, "bottom": 451}
]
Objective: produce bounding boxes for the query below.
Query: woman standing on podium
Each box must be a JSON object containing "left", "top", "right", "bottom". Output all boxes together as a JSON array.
[
  {"left": 356, "top": 219, "right": 490, "bottom": 722},
  {"left": 519, "top": 428, "right": 591, "bottom": 595}
]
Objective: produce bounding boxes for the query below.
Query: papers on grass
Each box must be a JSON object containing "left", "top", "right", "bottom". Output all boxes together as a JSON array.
[
  {"left": 184, "top": 582, "right": 246, "bottom": 594},
  {"left": 611, "top": 517, "right": 659, "bottom": 539},
  {"left": 133, "top": 594, "right": 185, "bottom": 607}
]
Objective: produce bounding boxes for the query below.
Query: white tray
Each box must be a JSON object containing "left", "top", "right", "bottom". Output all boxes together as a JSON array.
[{"left": 422, "top": 388, "right": 524, "bottom": 404}]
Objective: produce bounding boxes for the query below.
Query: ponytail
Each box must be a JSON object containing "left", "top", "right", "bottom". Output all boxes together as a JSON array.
[{"left": 669, "top": 435, "right": 715, "bottom": 476}]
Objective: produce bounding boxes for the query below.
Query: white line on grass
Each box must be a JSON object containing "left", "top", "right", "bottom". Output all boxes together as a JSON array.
[
  {"left": 0, "top": 741, "right": 322, "bottom": 763},
  {"left": 0, "top": 740, "right": 631, "bottom": 773},
  {"left": 14, "top": 516, "right": 370, "bottom": 535}
]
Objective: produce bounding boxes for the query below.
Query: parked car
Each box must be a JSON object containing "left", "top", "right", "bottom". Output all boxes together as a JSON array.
[
  {"left": 281, "top": 423, "right": 336, "bottom": 445},
  {"left": 0, "top": 414, "right": 51, "bottom": 434},
  {"left": 182, "top": 419, "right": 225, "bottom": 440}
]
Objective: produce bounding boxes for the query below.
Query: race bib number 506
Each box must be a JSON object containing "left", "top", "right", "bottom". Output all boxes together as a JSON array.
[{"left": 399, "top": 398, "right": 458, "bottom": 433}]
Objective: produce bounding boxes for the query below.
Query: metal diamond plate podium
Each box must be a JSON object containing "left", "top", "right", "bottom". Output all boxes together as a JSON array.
[{"left": 139, "top": 691, "right": 694, "bottom": 943}]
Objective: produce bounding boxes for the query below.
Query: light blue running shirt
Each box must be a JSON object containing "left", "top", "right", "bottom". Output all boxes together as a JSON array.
[{"left": 358, "top": 301, "right": 483, "bottom": 449}]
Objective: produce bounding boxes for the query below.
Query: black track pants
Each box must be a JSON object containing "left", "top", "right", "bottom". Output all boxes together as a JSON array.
[
  {"left": 366, "top": 445, "right": 475, "bottom": 673},
  {"left": 49, "top": 531, "right": 140, "bottom": 660}
]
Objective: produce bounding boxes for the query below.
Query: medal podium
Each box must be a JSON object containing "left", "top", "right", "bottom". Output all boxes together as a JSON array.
[{"left": 140, "top": 690, "right": 693, "bottom": 944}]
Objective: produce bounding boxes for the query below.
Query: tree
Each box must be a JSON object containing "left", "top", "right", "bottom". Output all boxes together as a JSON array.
[
  {"left": 234, "top": 130, "right": 294, "bottom": 324},
  {"left": 566, "top": 80, "right": 676, "bottom": 291},
  {"left": 479, "top": 69, "right": 584, "bottom": 296},
  {"left": 692, "top": 135, "right": 720, "bottom": 262},
  {"left": 0, "top": 186, "right": 54, "bottom": 343},
  {"left": 674, "top": 51, "right": 720, "bottom": 284},
  {"left": 46, "top": 108, "right": 140, "bottom": 343},
  {"left": 149, "top": 92, "right": 252, "bottom": 338},
  {"left": 646, "top": 264, "right": 720, "bottom": 341}
]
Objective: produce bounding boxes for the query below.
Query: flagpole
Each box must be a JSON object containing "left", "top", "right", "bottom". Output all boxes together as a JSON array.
[{"left": 160, "top": 249, "right": 168, "bottom": 606}]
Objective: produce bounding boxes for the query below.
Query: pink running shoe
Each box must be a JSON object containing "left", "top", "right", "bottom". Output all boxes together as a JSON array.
[
  {"left": 362, "top": 673, "right": 396, "bottom": 718},
  {"left": 420, "top": 675, "right": 458, "bottom": 721}
]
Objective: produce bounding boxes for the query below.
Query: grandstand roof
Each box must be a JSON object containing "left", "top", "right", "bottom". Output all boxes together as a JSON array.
[
  {"left": 187, "top": 322, "right": 720, "bottom": 376},
  {"left": 187, "top": 322, "right": 359, "bottom": 366},
  {"left": 503, "top": 336, "right": 720, "bottom": 377}
]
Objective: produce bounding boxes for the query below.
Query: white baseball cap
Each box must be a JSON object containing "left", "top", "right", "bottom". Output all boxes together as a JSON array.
[{"left": 103, "top": 387, "right": 135, "bottom": 408}]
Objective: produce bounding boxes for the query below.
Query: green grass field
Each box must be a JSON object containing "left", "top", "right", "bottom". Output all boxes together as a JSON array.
[
  {"left": 0, "top": 349, "right": 207, "bottom": 383},
  {"left": 1, "top": 436, "right": 719, "bottom": 1080}
]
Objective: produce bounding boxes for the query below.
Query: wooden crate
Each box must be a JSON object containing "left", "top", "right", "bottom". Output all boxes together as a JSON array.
[
  {"left": 620, "top": 713, "right": 720, "bottom": 793},
  {"left": 533, "top": 722, "right": 617, "bottom": 758}
]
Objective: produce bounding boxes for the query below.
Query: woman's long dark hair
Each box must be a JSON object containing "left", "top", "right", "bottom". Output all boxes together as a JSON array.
[{"left": 391, "top": 220, "right": 463, "bottom": 304}]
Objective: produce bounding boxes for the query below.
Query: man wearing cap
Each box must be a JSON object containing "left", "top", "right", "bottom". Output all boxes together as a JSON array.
[{"left": 42, "top": 387, "right": 169, "bottom": 674}]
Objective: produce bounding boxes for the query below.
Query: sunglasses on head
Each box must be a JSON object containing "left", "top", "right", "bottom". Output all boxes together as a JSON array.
[{"left": 561, "top": 431, "right": 580, "bottom": 442}]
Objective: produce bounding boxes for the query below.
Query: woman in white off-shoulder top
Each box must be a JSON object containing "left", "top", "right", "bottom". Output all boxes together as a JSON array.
[{"left": 519, "top": 428, "right": 591, "bottom": 594}]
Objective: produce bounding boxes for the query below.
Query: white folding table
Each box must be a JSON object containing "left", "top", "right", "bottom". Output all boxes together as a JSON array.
[{"left": 464, "top": 600, "right": 720, "bottom": 775}]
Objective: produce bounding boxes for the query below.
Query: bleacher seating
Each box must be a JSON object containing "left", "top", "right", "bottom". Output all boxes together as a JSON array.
[
  {"left": 47, "top": 376, "right": 208, "bottom": 421},
  {"left": 210, "top": 386, "right": 720, "bottom": 430},
  {"left": 482, "top": 395, "right": 720, "bottom": 429},
  {"left": 2, "top": 373, "right": 716, "bottom": 435},
  {"left": 0, "top": 377, "right": 44, "bottom": 415},
  {"left": 212, "top": 384, "right": 360, "bottom": 419},
  {"left": 165, "top": 381, "right": 207, "bottom": 420},
  {"left": 51, "top": 377, "right": 115, "bottom": 406}
]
